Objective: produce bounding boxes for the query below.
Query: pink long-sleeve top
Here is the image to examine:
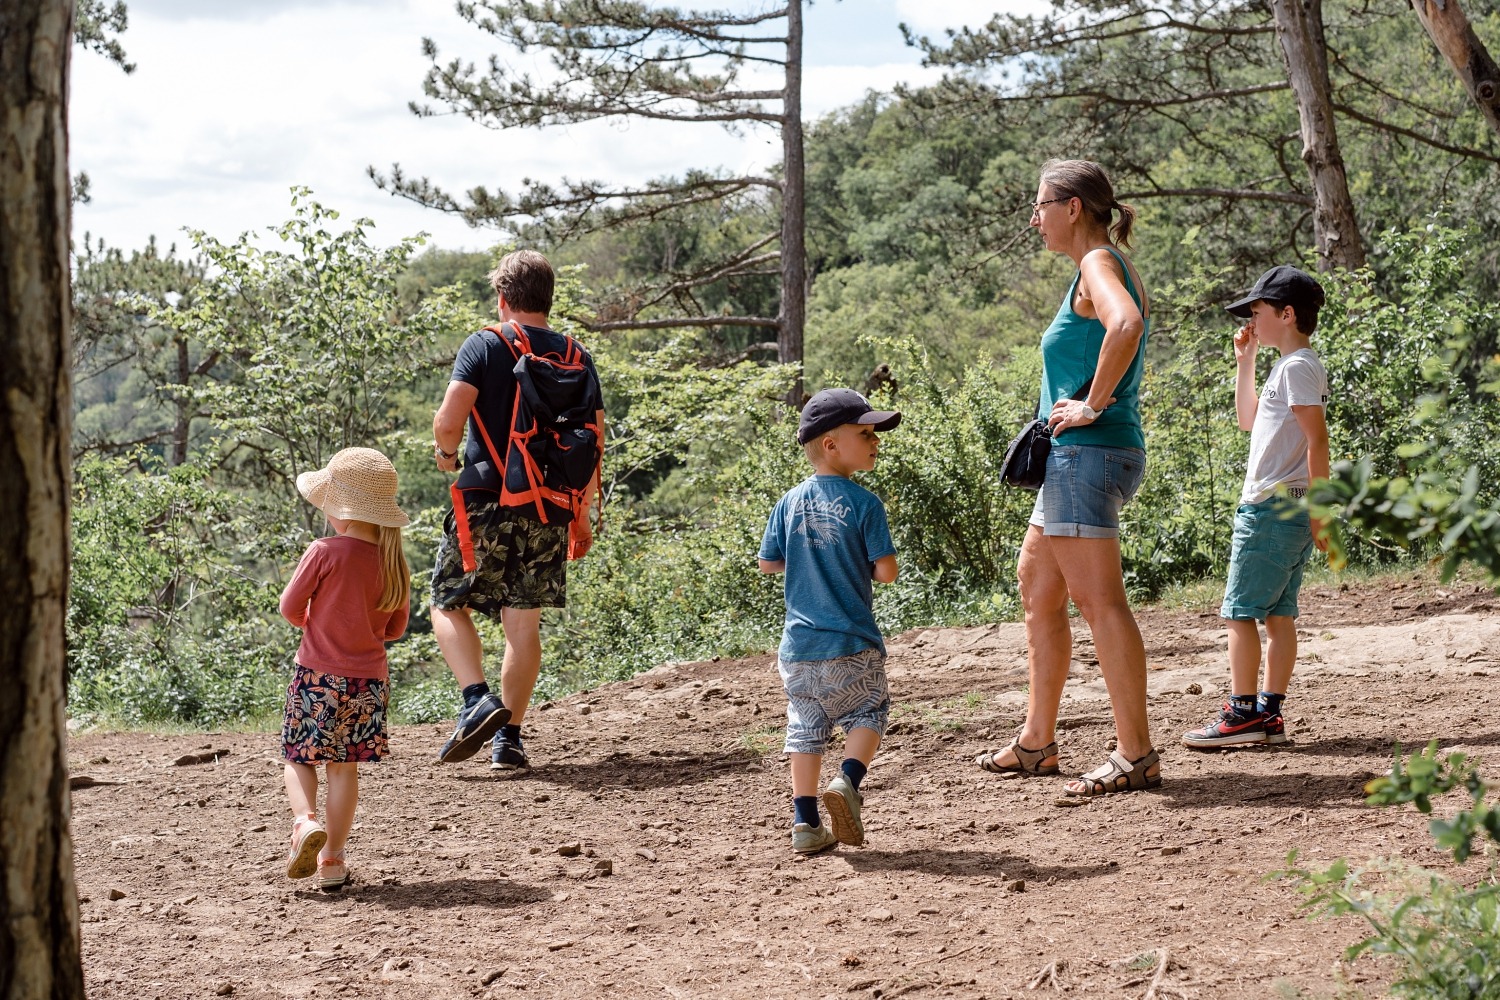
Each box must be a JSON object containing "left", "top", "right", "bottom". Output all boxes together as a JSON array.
[{"left": 279, "top": 535, "right": 409, "bottom": 680}]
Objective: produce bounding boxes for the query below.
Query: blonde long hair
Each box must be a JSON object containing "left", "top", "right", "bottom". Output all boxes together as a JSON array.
[{"left": 375, "top": 524, "right": 411, "bottom": 613}]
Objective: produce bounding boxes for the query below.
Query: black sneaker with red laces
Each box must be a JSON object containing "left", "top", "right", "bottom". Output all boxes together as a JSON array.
[{"left": 1182, "top": 703, "right": 1267, "bottom": 749}]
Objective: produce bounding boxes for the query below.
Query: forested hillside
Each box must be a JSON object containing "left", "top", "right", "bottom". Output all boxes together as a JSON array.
[{"left": 67, "top": 1, "right": 1500, "bottom": 729}]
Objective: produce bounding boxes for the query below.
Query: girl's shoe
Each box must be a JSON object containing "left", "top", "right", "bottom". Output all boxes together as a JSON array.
[
  {"left": 286, "top": 818, "right": 326, "bottom": 879},
  {"left": 317, "top": 854, "right": 349, "bottom": 891}
]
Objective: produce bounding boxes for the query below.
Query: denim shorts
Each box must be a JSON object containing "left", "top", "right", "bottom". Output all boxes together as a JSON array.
[
  {"left": 1220, "top": 497, "right": 1314, "bottom": 621},
  {"left": 779, "top": 647, "right": 890, "bottom": 756},
  {"left": 1028, "top": 444, "right": 1147, "bottom": 538}
]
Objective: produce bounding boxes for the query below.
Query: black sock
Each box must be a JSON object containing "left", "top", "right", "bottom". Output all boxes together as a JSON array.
[
  {"left": 1259, "top": 692, "right": 1285, "bottom": 717},
  {"left": 461, "top": 681, "right": 490, "bottom": 709},
  {"left": 793, "top": 796, "right": 820, "bottom": 828},
  {"left": 841, "top": 758, "right": 868, "bottom": 792},
  {"left": 1230, "top": 693, "right": 1257, "bottom": 717},
  {"left": 501, "top": 723, "right": 522, "bottom": 745}
]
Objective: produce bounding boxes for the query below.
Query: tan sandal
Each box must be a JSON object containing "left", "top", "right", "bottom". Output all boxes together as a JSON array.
[
  {"left": 975, "top": 738, "right": 1059, "bottom": 776},
  {"left": 1064, "top": 749, "right": 1162, "bottom": 797},
  {"left": 285, "top": 817, "right": 326, "bottom": 879}
]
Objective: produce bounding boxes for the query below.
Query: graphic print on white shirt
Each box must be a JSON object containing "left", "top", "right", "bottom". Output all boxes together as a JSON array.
[
  {"left": 793, "top": 494, "right": 851, "bottom": 547},
  {"left": 1241, "top": 348, "right": 1329, "bottom": 503}
]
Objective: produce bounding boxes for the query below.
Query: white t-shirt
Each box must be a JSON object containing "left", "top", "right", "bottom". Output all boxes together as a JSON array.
[{"left": 1242, "top": 348, "right": 1328, "bottom": 503}]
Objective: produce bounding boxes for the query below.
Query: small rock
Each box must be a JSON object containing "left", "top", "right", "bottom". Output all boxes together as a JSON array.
[
  {"left": 592, "top": 859, "right": 613, "bottom": 875},
  {"left": 841, "top": 953, "right": 862, "bottom": 967},
  {"left": 1053, "top": 797, "right": 1087, "bottom": 808},
  {"left": 108, "top": 888, "right": 127, "bottom": 901},
  {"left": 558, "top": 842, "right": 582, "bottom": 857},
  {"left": 675, "top": 710, "right": 690, "bottom": 720},
  {"left": 534, "top": 794, "right": 550, "bottom": 803},
  {"left": 1006, "top": 879, "right": 1026, "bottom": 893},
  {"left": 868, "top": 908, "right": 894, "bottom": 923},
  {"left": 1184, "top": 683, "right": 1203, "bottom": 695},
  {"left": 429, "top": 821, "right": 449, "bottom": 832},
  {"left": 918, "top": 907, "right": 939, "bottom": 915},
  {"left": 635, "top": 848, "right": 657, "bottom": 862},
  {"left": 480, "top": 969, "right": 505, "bottom": 986},
  {"left": 577, "top": 704, "right": 592, "bottom": 716},
  {"left": 1167, "top": 900, "right": 1187, "bottom": 911},
  {"left": 250, "top": 824, "right": 267, "bottom": 834},
  {"left": 215, "top": 982, "right": 234, "bottom": 996},
  {"left": 529, "top": 846, "right": 542, "bottom": 855},
  {"left": 1160, "top": 846, "right": 1182, "bottom": 856},
  {"left": 546, "top": 940, "right": 574, "bottom": 951}
]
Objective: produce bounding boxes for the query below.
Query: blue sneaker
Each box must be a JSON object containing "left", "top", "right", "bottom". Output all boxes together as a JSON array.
[
  {"left": 822, "top": 775, "right": 865, "bottom": 846},
  {"left": 490, "top": 729, "right": 531, "bottom": 771},
  {"left": 438, "top": 692, "right": 510, "bottom": 763}
]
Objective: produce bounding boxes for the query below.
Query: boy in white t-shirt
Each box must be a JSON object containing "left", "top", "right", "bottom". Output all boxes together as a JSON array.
[{"left": 1184, "top": 265, "right": 1330, "bottom": 749}]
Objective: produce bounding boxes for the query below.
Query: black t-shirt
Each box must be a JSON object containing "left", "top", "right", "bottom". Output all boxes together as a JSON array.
[{"left": 450, "top": 324, "right": 604, "bottom": 471}]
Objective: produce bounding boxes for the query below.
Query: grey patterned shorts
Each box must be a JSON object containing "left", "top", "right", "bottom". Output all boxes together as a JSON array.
[
  {"left": 778, "top": 647, "right": 890, "bottom": 755},
  {"left": 431, "top": 498, "right": 568, "bottom": 618}
]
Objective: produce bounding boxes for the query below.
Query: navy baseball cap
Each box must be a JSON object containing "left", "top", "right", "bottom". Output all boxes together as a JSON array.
[
  {"left": 1226, "top": 264, "right": 1326, "bottom": 318},
  {"left": 797, "top": 388, "right": 901, "bottom": 445}
]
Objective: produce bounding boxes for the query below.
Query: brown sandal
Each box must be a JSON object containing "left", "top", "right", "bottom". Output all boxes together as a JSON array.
[
  {"left": 1064, "top": 749, "right": 1161, "bottom": 796},
  {"left": 975, "top": 738, "right": 1059, "bottom": 776}
]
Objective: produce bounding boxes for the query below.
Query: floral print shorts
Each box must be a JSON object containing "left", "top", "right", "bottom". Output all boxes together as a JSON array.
[{"left": 282, "top": 663, "right": 389, "bottom": 764}]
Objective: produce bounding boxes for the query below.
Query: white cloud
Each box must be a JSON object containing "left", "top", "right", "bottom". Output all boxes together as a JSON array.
[
  {"left": 893, "top": 0, "right": 1052, "bottom": 36},
  {"left": 71, "top": 0, "right": 936, "bottom": 255}
]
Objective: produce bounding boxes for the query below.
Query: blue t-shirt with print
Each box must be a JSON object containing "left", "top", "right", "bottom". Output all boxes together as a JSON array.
[{"left": 758, "top": 474, "right": 896, "bottom": 662}]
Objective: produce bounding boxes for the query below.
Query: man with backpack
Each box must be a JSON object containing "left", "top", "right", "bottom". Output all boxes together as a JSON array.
[{"left": 430, "top": 249, "right": 605, "bottom": 770}]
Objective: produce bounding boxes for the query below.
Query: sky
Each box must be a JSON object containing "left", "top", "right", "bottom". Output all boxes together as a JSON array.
[{"left": 70, "top": 0, "right": 1025, "bottom": 257}]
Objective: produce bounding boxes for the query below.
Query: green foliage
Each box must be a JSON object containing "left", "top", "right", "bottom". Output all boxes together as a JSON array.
[
  {"left": 147, "top": 188, "right": 477, "bottom": 527},
  {"left": 69, "top": 456, "right": 291, "bottom": 726},
  {"left": 1282, "top": 745, "right": 1500, "bottom": 998},
  {"left": 1311, "top": 225, "right": 1500, "bottom": 581}
]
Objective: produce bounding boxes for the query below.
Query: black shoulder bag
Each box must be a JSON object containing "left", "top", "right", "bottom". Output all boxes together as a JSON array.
[{"left": 999, "top": 378, "right": 1094, "bottom": 490}]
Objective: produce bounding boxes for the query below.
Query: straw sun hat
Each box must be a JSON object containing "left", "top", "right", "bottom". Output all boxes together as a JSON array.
[{"left": 296, "top": 447, "right": 410, "bottom": 527}]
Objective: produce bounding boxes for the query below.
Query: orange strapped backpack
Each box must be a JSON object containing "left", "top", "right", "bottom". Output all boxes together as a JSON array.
[{"left": 451, "top": 321, "right": 604, "bottom": 572}]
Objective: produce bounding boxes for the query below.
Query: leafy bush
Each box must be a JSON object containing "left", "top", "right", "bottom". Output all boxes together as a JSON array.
[
  {"left": 69, "top": 456, "right": 292, "bottom": 726},
  {"left": 1283, "top": 744, "right": 1500, "bottom": 998}
]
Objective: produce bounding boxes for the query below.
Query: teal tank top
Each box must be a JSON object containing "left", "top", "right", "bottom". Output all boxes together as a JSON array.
[{"left": 1037, "top": 245, "right": 1148, "bottom": 450}]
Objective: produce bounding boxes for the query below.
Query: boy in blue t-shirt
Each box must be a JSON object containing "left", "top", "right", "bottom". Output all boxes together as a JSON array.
[{"left": 758, "top": 389, "right": 901, "bottom": 855}]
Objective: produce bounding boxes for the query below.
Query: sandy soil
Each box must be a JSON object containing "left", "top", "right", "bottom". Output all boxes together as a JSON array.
[{"left": 68, "top": 575, "right": 1500, "bottom": 999}]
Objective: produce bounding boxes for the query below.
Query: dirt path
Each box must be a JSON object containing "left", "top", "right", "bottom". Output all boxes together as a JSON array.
[{"left": 69, "top": 577, "right": 1500, "bottom": 999}]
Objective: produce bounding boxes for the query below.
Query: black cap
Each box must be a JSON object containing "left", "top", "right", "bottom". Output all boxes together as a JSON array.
[
  {"left": 1226, "top": 264, "right": 1326, "bottom": 319},
  {"left": 797, "top": 388, "right": 901, "bottom": 445}
]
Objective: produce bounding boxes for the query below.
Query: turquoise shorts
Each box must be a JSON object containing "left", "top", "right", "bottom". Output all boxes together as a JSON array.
[{"left": 1220, "top": 498, "right": 1314, "bottom": 621}]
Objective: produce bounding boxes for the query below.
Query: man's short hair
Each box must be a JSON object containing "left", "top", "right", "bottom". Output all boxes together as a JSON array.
[{"left": 487, "top": 250, "right": 554, "bottom": 316}]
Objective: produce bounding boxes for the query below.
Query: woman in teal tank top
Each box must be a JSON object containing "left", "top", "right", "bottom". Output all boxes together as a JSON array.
[{"left": 973, "top": 160, "right": 1161, "bottom": 796}]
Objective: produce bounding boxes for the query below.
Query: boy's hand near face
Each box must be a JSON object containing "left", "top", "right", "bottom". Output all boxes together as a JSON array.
[{"left": 1233, "top": 322, "right": 1258, "bottom": 365}]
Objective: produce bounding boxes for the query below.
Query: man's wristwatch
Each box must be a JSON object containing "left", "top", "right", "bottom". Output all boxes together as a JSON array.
[
  {"left": 1079, "top": 403, "right": 1101, "bottom": 421},
  {"left": 434, "top": 443, "right": 457, "bottom": 460}
]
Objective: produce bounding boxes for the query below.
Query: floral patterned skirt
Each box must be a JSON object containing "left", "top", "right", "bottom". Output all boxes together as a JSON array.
[{"left": 282, "top": 663, "right": 389, "bottom": 764}]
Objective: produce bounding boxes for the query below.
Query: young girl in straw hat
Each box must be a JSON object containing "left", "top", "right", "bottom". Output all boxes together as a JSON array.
[{"left": 279, "top": 447, "right": 411, "bottom": 890}]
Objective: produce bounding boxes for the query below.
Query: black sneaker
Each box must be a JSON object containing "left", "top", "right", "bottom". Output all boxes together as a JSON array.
[
  {"left": 1262, "top": 711, "right": 1289, "bottom": 745},
  {"left": 438, "top": 692, "right": 510, "bottom": 763},
  {"left": 1182, "top": 703, "right": 1267, "bottom": 749},
  {"left": 490, "top": 729, "right": 531, "bottom": 771}
]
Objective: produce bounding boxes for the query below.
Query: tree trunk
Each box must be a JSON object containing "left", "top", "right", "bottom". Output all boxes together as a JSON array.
[
  {"left": 779, "top": 0, "right": 807, "bottom": 404},
  {"left": 0, "top": 1, "right": 86, "bottom": 998},
  {"left": 172, "top": 335, "right": 190, "bottom": 467},
  {"left": 1270, "top": 0, "right": 1367, "bottom": 271},
  {"left": 1411, "top": 0, "right": 1500, "bottom": 139}
]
